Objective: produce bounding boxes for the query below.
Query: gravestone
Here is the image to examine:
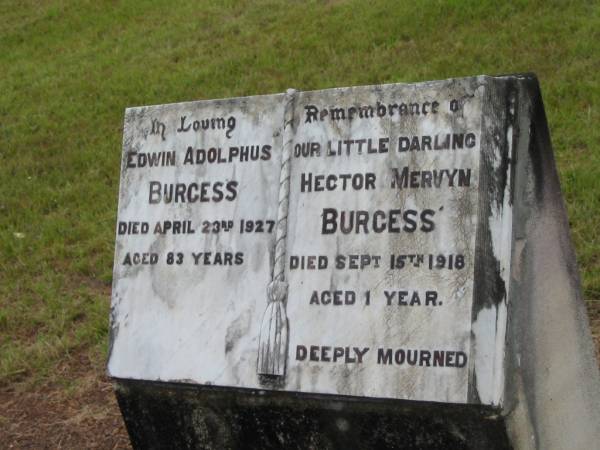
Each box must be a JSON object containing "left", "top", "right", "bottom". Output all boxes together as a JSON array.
[{"left": 108, "top": 74, "right": 600, "bottom": 449}]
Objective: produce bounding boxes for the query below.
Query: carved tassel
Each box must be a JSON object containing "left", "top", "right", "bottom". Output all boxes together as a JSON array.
[
  {"left": 257, "top": 281, "right": 288, "bottom": 376},
  {"left": 257, "top": 89, "right": 296, "bottom": 378}
]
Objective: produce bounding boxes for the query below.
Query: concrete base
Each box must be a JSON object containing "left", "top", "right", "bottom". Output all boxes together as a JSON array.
[{"left": 115, "top": 379, "right": 511, "bottom": 450}]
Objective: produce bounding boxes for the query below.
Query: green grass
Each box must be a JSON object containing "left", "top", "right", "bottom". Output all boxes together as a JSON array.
[{"left": 1, "top": 0, "right": 599, "bottom": 385}]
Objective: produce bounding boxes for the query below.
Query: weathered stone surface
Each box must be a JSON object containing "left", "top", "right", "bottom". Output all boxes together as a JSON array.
[
  {"left": 501, "top": 75, "right": 600, "bottom": 450},
  {"left": 109, "top": 79, "right": 498, "bottom": 404},
  {"left": 285, "top": 80, "right": 484, "bottom": 403},
  {"left": 109, "top": 74, "right": 600, "bottom": 449},
  {"left": 109, "top": 94, "right": 284, "bottom": 386}
]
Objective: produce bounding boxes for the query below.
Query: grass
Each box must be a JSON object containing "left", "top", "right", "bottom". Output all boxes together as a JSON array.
[{"left": 1, "top": 0, "right": 599, "bottom": 386}]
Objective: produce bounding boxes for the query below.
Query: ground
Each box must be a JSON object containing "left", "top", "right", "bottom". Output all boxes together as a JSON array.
[
  {"left": 0, "top": 352, "right": 129, "bottom": 449},
  {"left": 1, "top": 0, "right": 599, "bottom": 447},
  {"left": 591, "top": 303, "right": 600, "bottom": 362}
]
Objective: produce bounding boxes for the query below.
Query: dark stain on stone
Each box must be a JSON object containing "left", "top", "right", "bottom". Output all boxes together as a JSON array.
[
  {"left": 525, "top": 76, "right": 552, "bottom": 205},
  {"left": 471, "top": 78, "right": 513, "bottom": 315},
  {"left": 107, "top": 303, "right": 120, "bottom": 364},
  {"left": 225, "top": 309, "right": 252, "bottom": 354},
  {"left": 468, "top": 77, "right": 518, "bottom": 404},
  {"left": 468, "top": 345, "right": 482, "bottom": 405}
]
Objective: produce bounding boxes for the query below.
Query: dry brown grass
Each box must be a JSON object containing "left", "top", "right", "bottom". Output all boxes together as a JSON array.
[{"left": 0, "top": 352, "right": 129, "bottom": 449}]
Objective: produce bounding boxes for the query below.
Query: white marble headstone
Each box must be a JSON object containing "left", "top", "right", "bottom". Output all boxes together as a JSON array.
[{"left": 109, "top": 78, "right": 509, "bottom": 406}]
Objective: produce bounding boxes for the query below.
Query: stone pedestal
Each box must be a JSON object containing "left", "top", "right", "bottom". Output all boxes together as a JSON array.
[{"left": 115, "top": 381, "right": 511, "bottom": 449}]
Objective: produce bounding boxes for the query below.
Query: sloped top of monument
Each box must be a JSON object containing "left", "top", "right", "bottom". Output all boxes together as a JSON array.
[
  {"left": 295, "top": 72, "right": 539, "bottom": 95},
  {"left": 124, "top": 91, "right": 285, "bottom": 113},
  {"left": 123, "top": 73, "right": 541, "bottom": 111}
]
